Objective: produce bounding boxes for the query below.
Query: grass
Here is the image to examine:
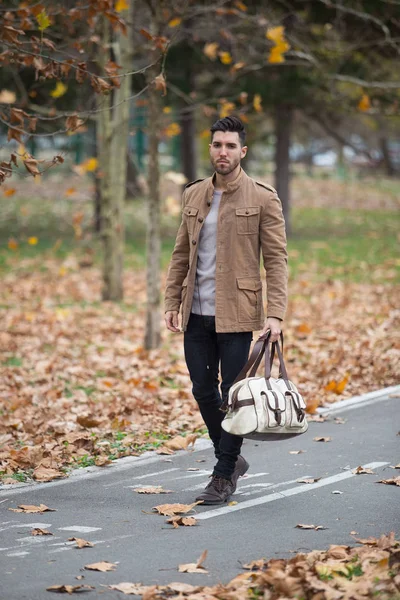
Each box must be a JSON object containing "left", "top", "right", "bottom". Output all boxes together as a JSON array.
[{"left": 0, "top": 185, "right": 399, "bottom": 283}]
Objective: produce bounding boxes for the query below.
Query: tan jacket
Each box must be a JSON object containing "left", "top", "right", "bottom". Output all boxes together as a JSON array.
[{"left": 164, "top": 168, "right": 288, "bottom": 332}]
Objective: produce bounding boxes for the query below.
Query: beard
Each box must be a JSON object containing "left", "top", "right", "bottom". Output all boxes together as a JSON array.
[{"left": 211, "top": 156, "right": 241, "bottom": 175}]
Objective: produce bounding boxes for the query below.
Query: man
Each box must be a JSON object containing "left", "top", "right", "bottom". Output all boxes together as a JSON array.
[{"left": 164, "top": 116, "right": 288, "bottom": 505}]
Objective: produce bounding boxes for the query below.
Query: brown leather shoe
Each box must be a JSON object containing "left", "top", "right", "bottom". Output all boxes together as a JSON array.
[
  {"left": 195, "top": 475, "right": 234, "bottom": 505},
  {"left": 231, "top": 455, "right": 249, "bottom": 493}
]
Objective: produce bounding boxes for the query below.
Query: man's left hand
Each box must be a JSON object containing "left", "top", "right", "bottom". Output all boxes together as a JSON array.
[{"left": 259, "top": 317, "right": 282, "bottom": 342}]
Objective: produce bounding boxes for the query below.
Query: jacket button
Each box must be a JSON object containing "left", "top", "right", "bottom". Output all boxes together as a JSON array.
[
  {"left": 198, "top": 217, "right": 203, "bottom": 223},
  {"left": 192, "top": 240, "right": 197, "bottom": 245},
  {"left": 207, "top": 202, "right": 211, "bottom": 207},
  {"left": 245, "top": 210, "right": 249, "bottom": 214}
]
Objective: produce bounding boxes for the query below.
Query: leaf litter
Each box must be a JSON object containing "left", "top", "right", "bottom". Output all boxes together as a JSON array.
[
  {"left": 100, "top": 534, "right": 400, "bottom": 598},
  {"left": 0, "top": 266, "right": 398, "bottom": 482},
  {"left": 151, "top": 501, "right": 202, "bottom": 517}
]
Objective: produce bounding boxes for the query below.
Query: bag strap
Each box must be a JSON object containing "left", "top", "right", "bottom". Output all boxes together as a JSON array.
[
  {"left": 264, "top": 335, "right": 290, "bottom": 386},
  {"left": 232, "top": 331, "right": 271, "bottom": 385}
]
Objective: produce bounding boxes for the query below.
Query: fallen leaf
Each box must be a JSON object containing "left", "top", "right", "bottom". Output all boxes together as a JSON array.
[
  {"left": 135, "top": 486, "right": 172, "bottom": 494},
  {"left": 33, "top": 465, "right": 65, "bottom": 482},
  {"left": 295, "top": 524, "right": 327, "bottom": 530},
  {"left": 46, "top": 584, "right": 94, "bottom": 593},
  {"left": 167, "top": 582, "right": 200, "bottom": 593},
  {"left": 332, "top": 490, "right": 343, "bottom": 495},
  {"left": 308, "top": 415, "right": 327, "bottom": 422},
  {"left": 166, "top": 516, "right": 197, "bottom": 528},
  {"left": 334, "top": 417, "right": 346, "bottom": 424},
  {"left": 353, "top": 466, "right": 375, "bottom": 474},
  {"left": 152, "top": 501, "right": 202, "bottom": 517},
  {"left": 178, "top": 549, "right": 208, "bottom": 573},
  {"left": 350, "top": 530, "right": 358, "bottom": 535},
  {"left": 68, "top": 537, "right": 94, "bottom": 548},
  {"left": 243, "top": 558, "right": 266, "bottom": 570},
  {"left": 186, "top": 467, "right": 199, "bottom": 471},
  {"left": 313, "top": 437, "right": 331, "bottom": 442},
  {"left": 391, "top": 464, "right": 400, "bottom": 469},
  {"left": 84, "top": 561, "right": 116, "bottom": 572},
  {"left": 377, "top": 476, "right": 400, "bottom": 486},
  {"left": 9, "top": 504, "right": 56, "bottom": 513},
  {"left": 107, "top": 583, "right": 149, "bottom": 595},
  {"left": 163, "top": 434, "right": 197, "bottom": 451},
  {"left": 228, "top": 501, "right": 238, "bottom": 506},
  {"left": 297, "top": 477, "right": 321, "bottom": 484},
  {"left": 31, "top": 528, "right": 53, "bottom": 536},
  {"left": 289, "top": 450, "right": 304, "bottom": 454}
]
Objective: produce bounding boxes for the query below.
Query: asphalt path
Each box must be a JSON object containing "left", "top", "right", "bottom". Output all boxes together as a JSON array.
[{"left": 0, "top": 389, "right": 399, "bottom": 600}]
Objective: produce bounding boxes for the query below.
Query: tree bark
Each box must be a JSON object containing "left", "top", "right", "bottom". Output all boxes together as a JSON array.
[
  {"left": 379, "top": 136, "right": 395, "bottom": 176},
  {"left": 274, "top": 104, "right": 293, "bottom": 236},
  {"left": 180, "top": 105, "right": 197, "bottom": 184},
  {"left": 144, "top": 63, "right": 162, "bottom": 350},
  {"left": 96, "top": 5, "right": 133, "bottom": 301}
]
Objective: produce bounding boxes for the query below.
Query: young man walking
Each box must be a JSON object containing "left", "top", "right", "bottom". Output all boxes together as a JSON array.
[{"left": 164, "top": 116, "right": 288, "bottom": 505}]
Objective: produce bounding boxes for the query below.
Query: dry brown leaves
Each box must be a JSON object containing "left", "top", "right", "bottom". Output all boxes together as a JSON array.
[
  {"left": 377, "top": 476, "right": 400, "bottom": 486},
  {"left": 68, "top": 537, "right": 94, "bottom": 548},
  {"left": 178, "top": 549, "right": 208, "bottom": 573},
  {"left": 84, "top": 561, "right": 116, "bottom": 572},
  {"left": 134, "top": 486, "right": 172, "bottom": 494},
  {"left": 151, "top": 501, "right": 202, "bottom": 517},
  {"left": 46, "top": 584, "right": 95, "bottom": 593},
  {"left": 0, "top": 261, "right": 399, "bottom": 481},
  {"left": 9, "top": 504, "right": 56, "bottom": 513},
  {"left": 166, "top": 516, "right": 197, "bottom": 528}
]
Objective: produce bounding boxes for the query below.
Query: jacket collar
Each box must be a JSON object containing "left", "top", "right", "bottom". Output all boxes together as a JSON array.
[{"left": 206, "top": 167, "right": 246, "bottom": 198}]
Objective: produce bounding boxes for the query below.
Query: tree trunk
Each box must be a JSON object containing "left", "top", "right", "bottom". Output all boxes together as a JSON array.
[
  {"left": 180, "top": 106, "right": 197, "bottom": 184},
  {"left": 380, "top": 136, "right": 395, "bottom": 177},
  {"left": 274, "top": 104, "right": 292, "bottom": 236},
  {"left": 96, "top": 5, "right": 133, "bottom": 301},
  {"left": 144, "top": 64, "right": 162, "bottom": 350}
]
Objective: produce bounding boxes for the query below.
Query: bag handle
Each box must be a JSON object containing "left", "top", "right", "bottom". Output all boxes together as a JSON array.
[
  {"left": 264, "top": 335, "right": 290, "bottom": 385},
  {"left": 231, "top": 331, "right": 271, "bottom": 385}
]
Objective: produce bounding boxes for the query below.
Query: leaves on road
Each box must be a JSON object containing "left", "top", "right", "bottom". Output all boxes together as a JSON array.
[
  {"left": 353, "top": 466, "right": 375, "bottom": 474},
  {"left": 313, "top": 436, "right": 332, "bottom": 442},
  {"left": 377, "top": 476, "right": 400, "bottom": 486},
  {"left": 297, "top": 477, "right": 321, "bottom": 484},
  {"left": 178, "top": 549, "right": 208, "bottom": 573},
  {"left": 289, "top": 450, "right": 305, "bottom": 454},
  {"left": 296, "top": 524, "right": 328, "bottom": 530},
  {"left": 32, "top": 528, "right": 53, "bottom": 536},
  {"left": 46, "top": 584, "right": 95, "bottom": 593},
  {"left": 166, "top": 516, "right": 197, "bottom": 528},
  {"left": 32, "top": 465, "right": 66, "bottom": 482},
  {"left": 107, "top": 583, "right": 150, "bottom": 595},
  {"left": 84, "top": 561, "right": 116, "bottom": 572},
  {"left": 151, "top": 501, "right": 202, "bottom": 516},
  {"left": 9, "top": 504, "right": 56, "bottom": 513},
  {"left": 134, "top": 486, "right": 172, "bottom": 494},
  {"left": 68, "top": 537, "right": 94, "bottom": 548}
]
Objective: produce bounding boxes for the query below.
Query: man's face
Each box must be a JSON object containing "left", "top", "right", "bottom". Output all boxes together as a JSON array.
[{"left": 209, "top": 131, "right": 247, "bottom": 175}]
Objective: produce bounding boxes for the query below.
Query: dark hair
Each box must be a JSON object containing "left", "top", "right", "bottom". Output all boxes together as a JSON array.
[{"left": 210, "top": 116, "right": 246, "bottom": 146}]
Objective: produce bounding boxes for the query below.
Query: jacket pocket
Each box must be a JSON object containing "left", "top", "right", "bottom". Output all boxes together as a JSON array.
[
  {"left": 183, "top": 206, "right": 199, "bottom": 235},
  {"left": 235, "top": 207, "right": 260, "bottom": 235},
  {"left": 237, "top": 277, "right": 262, "bottom": 322}
]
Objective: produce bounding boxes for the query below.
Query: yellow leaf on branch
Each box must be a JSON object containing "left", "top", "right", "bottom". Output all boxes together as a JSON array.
[
  {"left": 358, "top": 94, "right": 371, "bottom": 112},
  {"left": 115, "top": 0, "right": 129, "bottom": 11},
  {"left": 50, "top": 82, "right": 68, "bottom": 99},
  {"left": 36, "top": 9, "right": 51, "bottom": 31},
  {"left": 8, "top": 238, "right": 18, "bottom": 250},
  {"left": 219, "top": 51, "right": 233, "bottom": 65},
  {"left": 253, "top": 94, "right": 262, "bottom": 112},
  {"left": 266, "top": 26, "right": 290, "bottom": 63},
  {"left": 219, "top": 102, "right": 235, "bottom": 118},
  {"left": 164, "top": 122, "right": 181, "bottom": 137},
  {"left": 266, "top": 26, "right": 286, "bottom": 44},
  {"left": 168, "top": 17, "right": 182, "bottom": 28},
  {"left": 28, "top": 237, "right": 38, "bottom": 245}
]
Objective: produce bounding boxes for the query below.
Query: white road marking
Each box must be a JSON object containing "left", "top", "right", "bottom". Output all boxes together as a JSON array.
[
  {"left": 184, "top": 472, "right": 270, "bottom": 492},
  {"left": 238, "top": 476, "right": 313, "bottom": 497},
  {"left": 6, "top": 551, "right": 30, "bottom": 557},
  {"left": 318, "top": 385, "right": 400, "bottom": 414},
  {"left": 58, "top": 526, "right": 101, "bottom": 533},
  {"left": 196, "top": 462, "right": 389, "bottom": 520},
  {"left": 15, "top": 536, "right": 61, "bottom": 546},
  {"left": 106, "top": 467, "right": 180, "bottom": 488},
  {"left": 0, "top": 522, "right": 52, "bottom": 533}
]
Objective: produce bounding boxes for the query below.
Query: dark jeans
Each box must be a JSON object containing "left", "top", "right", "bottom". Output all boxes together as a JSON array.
[{"left": 184, "top": 313, "right": 252, "bottom": 479}]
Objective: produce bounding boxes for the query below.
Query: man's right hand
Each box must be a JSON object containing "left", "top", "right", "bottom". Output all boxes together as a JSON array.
[{"left": 165, "top": 311, "right": 180, "bottom": 333}]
